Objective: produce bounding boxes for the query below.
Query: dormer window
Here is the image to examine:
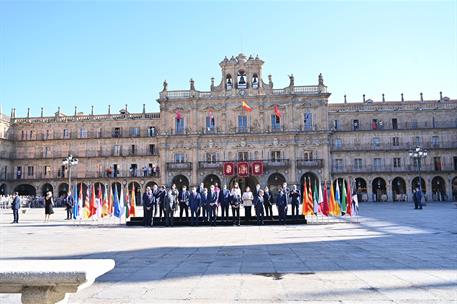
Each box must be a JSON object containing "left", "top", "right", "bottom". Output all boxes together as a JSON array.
[
  {"left": 252, "top": 73, "right": 259, "bottom": 89},
  {"left": 226, "top": 74, "right": 233, "bottom": 90},
  {"left": 237, "top": 70, "right": 247, "bottom": 89}
]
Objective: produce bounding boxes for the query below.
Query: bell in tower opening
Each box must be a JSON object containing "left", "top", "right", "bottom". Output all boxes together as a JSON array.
[
  {"left": 252, "top": 73, "right": 259, "bottom": 89},
  {"left": 237, "top": 70, "right": 247, "bottom": 89},
  {"left": 226, "top": 74, "right": 233, "bottom": 90}
]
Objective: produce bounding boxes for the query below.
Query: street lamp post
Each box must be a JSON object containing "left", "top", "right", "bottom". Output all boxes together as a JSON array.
[
  {"left": 62, "top": 155, "right": 79, "bottom": 194},
  {"left": 408, "top": 146, "right": 428, "bottom": 195}
]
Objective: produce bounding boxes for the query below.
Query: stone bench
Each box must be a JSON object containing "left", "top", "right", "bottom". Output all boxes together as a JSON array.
[{"left": 0, "top": 259, "right": 115, "bottom": 304}]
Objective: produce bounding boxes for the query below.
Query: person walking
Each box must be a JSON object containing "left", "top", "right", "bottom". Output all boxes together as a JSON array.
[
  {"left": 179, "top": 185, "right": 190, "bottom": 222},
  {"left": 231, "top": 183, "right": 242, "bottom": 226},
  {"left": 263, "top": 186, "right": 273, "bottom": 219},
  {"left": 242, "top": 186, "right": 254, "bottom": 223},
  {"left": 253, "top": 189, "right": 265, "bottom": 225},
  {"left": 44, "top": 191, "right": 54, "bottom": 223},
  {"left": 219, "top": 184, "right": 231, "bottom": 223},
  {"left": 63, "top": 191, "right": 74, "bottom": 220},
  {"left": 414, "top": 187, "right": 423, "bottom": 209},
  {"left": 11, "top": 192, "right": 20, "bottom": 224},
  {"left": 290, "top": 185, "right": 301, "bottom": 217}
]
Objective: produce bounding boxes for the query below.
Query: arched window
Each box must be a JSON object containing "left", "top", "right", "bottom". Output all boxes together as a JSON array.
[
  {"left": 175, "top": 117, "right": 184, "bottom": 134},
  {"left": 206, "top": 111, "right": 215, "bottom": 133},
  {"left": 304, "top": 111, "right": 313, "bottom": 130},
  {"left": 252, "top": 73, "right": 259, "bottom": 89},
  {"left": 237, "top": 70, "right": 247, "bottom": 89},
  {"left": 226, "top": 74, "right": 233, "bottom": 90}
]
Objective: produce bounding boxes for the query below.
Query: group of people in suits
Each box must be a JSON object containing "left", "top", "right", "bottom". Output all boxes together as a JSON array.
[{"left": 142, "top": 181, "right": 302, "bottom": 227}]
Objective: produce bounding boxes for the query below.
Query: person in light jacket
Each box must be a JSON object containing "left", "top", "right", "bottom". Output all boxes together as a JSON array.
[{"left": 242, "top": 186, "right": 254, "bottom": 223}]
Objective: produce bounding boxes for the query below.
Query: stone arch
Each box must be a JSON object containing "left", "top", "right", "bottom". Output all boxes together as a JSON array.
[
  {"left": 76, "top": 182, "right": 88, "bottom": 201},
  {"left": 111, "top": 182, "right": 122, "bottom": 199},
  {"left": 372, "top": 177, "right": 387, "bottom": 202},
  {"left": 58, "top": 183, "right": 69, "bottom": 197},
  {"left": 94, "top": 182, "right": 106, "bottom": 197},
  {"left": 300, "top": 172, "right": 319, "bottom": 194},
  {"left": 14, "top": 184, "right": 36, "bottom": 196},
  {"left": 228, "top": 176, "right": 259, "bottom": 193},
  {"left": 171, "top": 175, "right": 190, "bottom": 191},
  {"left": 203, "top": 174, "right": 222, "bottom": 189},
  {"left": 452, "top": 176, "right": 457, "bottom": 201},
  {"left": 392, "top": 177, "right": 407, "bottom": 201},
  {"left": 128, "top": 182, "right": 142, "bottom": 206},
  {"left": 267, "top": 173, "right": 286, "bottom": 196},
  {"left": 0, "top": 183, "right": 7, "bottom": 195},
  {"left": 145, "top": 181, "right": 158, "bottom": 191},
  {"left": 41, "top": 183, "right": 54, "bottom": 196},
  {"left": 355, "top": 177, "right": 368, "bottom": 202},
  {"left": 412, "top": 177, "right": 426, "bottom": 194},
  {"left": 431, "top": 176, "right": 446, "bottom": 201}
]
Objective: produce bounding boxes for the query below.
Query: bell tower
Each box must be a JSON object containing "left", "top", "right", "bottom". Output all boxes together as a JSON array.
[{"left": 219, "top": 54, "right": 265, "bottom": 92}]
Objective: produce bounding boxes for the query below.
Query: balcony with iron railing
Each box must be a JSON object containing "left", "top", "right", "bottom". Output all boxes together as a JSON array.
[
  {"left": 166, "top": 162, "right": 192, "bottom": 171},
  {"left": 264, "top": 159, "right": 290, "bottom": 169},
  {"left": 198, "top": 161, "right": 224, "bottom": 170},
  {"left": 296, "top": 159, "right": 324, "bottom": 169},
  {"left": 331, "top": 141, "right": 457, "bottom": 152},
  {"left": 331, "top": 120, "right": 457, "bottom": 132},
  {"left": 331, "top": 163, "right": 456, "bottom": 174}
]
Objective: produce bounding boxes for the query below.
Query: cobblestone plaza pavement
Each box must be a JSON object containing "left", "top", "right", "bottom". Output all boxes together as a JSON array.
[{"left": 1, "top": 203, "right": 456, "bottom": 303}]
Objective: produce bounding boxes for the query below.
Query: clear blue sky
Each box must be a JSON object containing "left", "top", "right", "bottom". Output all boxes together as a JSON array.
[{"left": 1, "top": 1, "right": 456, "bottom": 117}]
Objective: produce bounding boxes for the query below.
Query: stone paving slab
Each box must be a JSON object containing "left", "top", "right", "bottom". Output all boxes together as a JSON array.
[{"left": 0, "top": 202, "right": 456, "bottom": 303}]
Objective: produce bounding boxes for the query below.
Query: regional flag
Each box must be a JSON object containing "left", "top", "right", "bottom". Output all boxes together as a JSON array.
[
  {"left": 335, "top": 181, "right": 341, "bottom": 216},
  {"left": 89, "top": 184, "right": 97, "bottom": 217},
  {"left": 242, "top": 101, "right": 253, "bottom": 112},
  {"left": 322, "top": 181, "right": 329, "bottom": 216},
  {"left": 274, "top": 104, "right": 281, "bottom": 118},
  {"left": 175, "top": 110, "right": 182, "bottom": 120},
  {"left": 72, "top": 184, "right": 79, "bottom": 220},
  {"left": 313, "top": 181, "right": 319, "bottom": 214},
  {"left": 341, "top": 181, "right": 347, "bottom": 215},
  {"left": 329, "top": 181, "right": 336, "bottom": 216},
  {"left": 346, "top": 178, "right": 352, "bottom": 216},
  {"left": 129, "top": 185, "right": 136, "bottom": 217},
  {"left": 83, "top": 184, "right": 91, "bottom": 219}
]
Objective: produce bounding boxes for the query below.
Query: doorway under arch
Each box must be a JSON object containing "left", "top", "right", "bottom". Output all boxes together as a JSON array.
[
  {"left": 94, "top": 182, "right": 106, "bottom": 197},
  {"left": 431, "top": 176, "right": 446, "bottom": 201},
  {"left": 452, "top": 176, "right": 457, "bottom": 201},
  {"left": 128, "top": 182, "right": 142, "bottom": 206},
  {"left": 392, "top": 177, "right": 406, "bottom": 201},
  {"left": 41, "top": 183, "right": 54, "bottom": 196},
  {"left": 58, "top": 183, "right": 69, "bottom": 197},
  {"left": 412, "top": 177, "right": 426, "bottom": 194},
  {"left": 145, "top": 181, "right": 158, "bottom": 191},
  {"left": 203, "top": 174, "right": 222, "bottom": 189},
  {"left": 372, "top": 177, "right": 387, "bottom": 202},
  {"left": 171, "top": 175, "right": 190, "bottom": 191},
  {"left": 0, "top": 183, "right": 7, "bottom": 196},
  {"left": 354, "top": 177, "right": 368, "bottom": 202},
  {"left": 300, "top": 172, "right": 319, "bottom": 194},
  {"left": 267, "top": 173, "right": 286, "bottom": 196},
  {"left": 229, "top": 176, "right": 259, "bottom": 193},
  {"left": 14, "top": 184, "right": 36, "bottom": 196}
]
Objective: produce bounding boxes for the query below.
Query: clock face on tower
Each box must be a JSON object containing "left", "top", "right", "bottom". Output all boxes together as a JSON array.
[{"left": 238, "top": 89, "right": 246, "bottom": 97}]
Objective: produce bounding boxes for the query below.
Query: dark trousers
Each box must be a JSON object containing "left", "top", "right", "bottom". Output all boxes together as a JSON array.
[
  {"left": 291, "top": 203, "right": 299, "bottom": 216},
  {"left": 209, "top": 204, "right": 217, "bottom": 225},
  {"left": 191, "top": 209, "right": 199, "bottom": 226},
  {"left": 414, "top": 198, "right": 422, "bottom": 209},
  {"left": 164, "top": 209, "right": 174, "bottom": 227},
  {"left": 244, "top": 206, "right": 252, "bottom": 222},
  {"left": 156, "top": 204, "right": 164, "bottom": 220},
  {"left": 144, "top": 207, "right": 153, "bottom": 226},
  {"left": 221, "top": 204, "right": 230, "bottom": 221},
  {"left": 278, "top": 207, "right": 287, "bottom": 224},
  {"left": 232, "top": 206, "right": 240, "bottom": 225},
  {"left": 202, "top": 205, "right": 208, "bottom": 222},
  {"left": 264, "top": 204, "right": 273, "bottom": 218},
  {"left": 12, "top": 209, "right": 19, "bottom": 223},
  {"left": 179, "top": 203, "right": 189, "bottom": 220},
  {"left": 66, "top": 208, "right": 73, "bottom": 220},
  {"left": 255, "top": 208, "right": 264, "bottom": 225}
]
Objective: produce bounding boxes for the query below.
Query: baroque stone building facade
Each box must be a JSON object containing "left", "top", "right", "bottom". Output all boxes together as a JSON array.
[{"left": 1, "top": 54, "right": 456, "bottom": 203}]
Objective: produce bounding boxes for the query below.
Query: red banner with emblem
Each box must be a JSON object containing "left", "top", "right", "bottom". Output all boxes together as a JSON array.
[
  {"left": 251, "top": 161, "right": 264, "bottom": 176},
  {"left": 237, "top": 162, "right": 249, "bottom": 177},
  {"left": 223, "top": 162, "right": 235, "bottom": 176}
]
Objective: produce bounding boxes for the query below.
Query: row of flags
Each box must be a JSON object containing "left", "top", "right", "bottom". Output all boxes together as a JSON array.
[
  {"left": 71, "top": 183, "right": 137, "bottom": 221},
  {"left": 176, "top": 101, "right": 282, "bottom": 120},
  {"left": 302, "top": 178, "right": 359, "bottom": 217}
]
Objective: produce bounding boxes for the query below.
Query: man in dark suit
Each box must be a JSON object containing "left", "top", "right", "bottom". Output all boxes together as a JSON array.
[
  {"left": 219, "top": 184, "right": 231, "bottom": 222},
  {"left": 142, "top": 186, "right": 155, "bottom": 227},
  {"left": 189, "top": 187, "right": 201, "bottom": 226},
  {"left": 290, "top": 185, "right": 301, "bottom": 217},
  {"left": 156, "top": 185, "right": 166, "bottom": 222},
  {"left": 11, "top": 192, "right": 21, "bottom": 224},
  {"left": 208, "top": 185, "right": 218, "bottom": 226},
  {"left": 63, "top": 191, "right": 74, "bottom": 220},
  {"left": 276, "top": 187, "right": 288, "bottom": 225},
  {"left": 179, "top": 185, "right": 190, "bottom": 222},
  {"left": 164, "top": 188, "right": 177, "bottom": 227}
]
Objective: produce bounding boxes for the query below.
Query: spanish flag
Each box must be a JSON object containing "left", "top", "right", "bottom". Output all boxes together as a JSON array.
[
  {"left": 242, "top": 101, "right": 253, "bottom": 112},
  {"left": 274, "top": 104, "right": 281, "bottom": 118},
  {"left": 129, "top": 184, "right": 136, "bottom": 217},
  {"left": 329, "top": 181, "right": 336, "bottom": 216}
]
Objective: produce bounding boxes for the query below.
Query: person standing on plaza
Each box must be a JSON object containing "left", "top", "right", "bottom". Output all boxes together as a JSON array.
[
  {"left": 44, "top": 191, "right": 54, "bottom": 223},
  {"left": 283, "top": 182, "right": 290, "bottom": 205},
  {"left": 11, "top": 192, "right": 20, "bottom": 224},
  {"left": 219, "top": 184, "right": 231, "bottom": 222},
  {"left": 414, "top": 187, "right": 423, "bottom": 209},
  {"left": 290, "top": 185, "right": 301, "bottom": 217},
  {"left": 201, "top": 188, "right": 209, "bottom": 223},
  {"left": 208, "top": 185, "right": 218, "bottom": 226},
  {"left": 189, "top": 186, "right": 201, "bottom": 226},
  {"left": 276, "top": 187, "right": 288, "bottom": 225},
  {"left": 164, "top": 188, "right": 177, "bottom": 227},
  {"left": 242, "top": 186, "right": 254, "bottom": 223},
  {"left": 231, "top": 183, "right": 242, "bottom": 226},
  {"left": 254, "top": 184, "right": 261, "bottom": 197},
  {"left": 157, "top": 185, "right": 166, "bottom": 222},
  {"left": 63, "top": 190, "right": 74, "bottom": 220},
  {"left": 253, "top": 189, "right": 265, "bottom": 225},
  {"left": 179, "top": 185, "right": 190, "bottom": 222},
  {"left": 142, "top": 186, "right": 155, "bottom": 227},
  {"left": 263, "top": 186, "right": 273, "bottom": 219}
]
